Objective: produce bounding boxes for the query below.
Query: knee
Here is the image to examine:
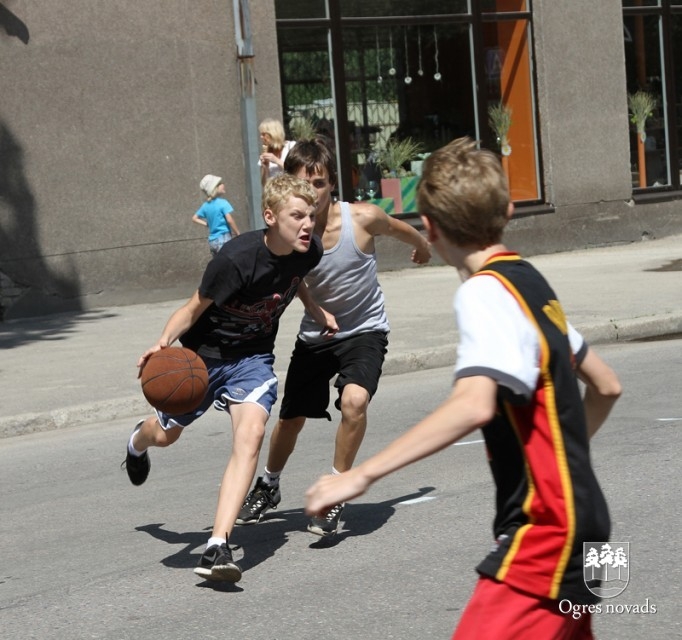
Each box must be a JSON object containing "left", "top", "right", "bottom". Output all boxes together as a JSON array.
[
  {"left": 153, "top": 424, "right": 182, "bottom": 448},
  {"left": 340, "top": 387, "right": 369, "bottom": 420},
  {"left": 236, "top": 421, "right": 266, "bottom": 454}
]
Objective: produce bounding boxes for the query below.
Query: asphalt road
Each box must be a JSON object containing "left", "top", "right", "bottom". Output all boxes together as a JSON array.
[{"left": 1, "top": 339, "right": 680, "bottom": 640}]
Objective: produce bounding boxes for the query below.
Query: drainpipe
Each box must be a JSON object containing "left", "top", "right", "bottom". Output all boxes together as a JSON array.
[{"left": 233, "top": 0, "right": 264, "bottom": 230}]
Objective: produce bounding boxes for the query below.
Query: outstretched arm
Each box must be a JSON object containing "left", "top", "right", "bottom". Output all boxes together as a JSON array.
[
  {"left": 576, "top": 347, "right": 622, "bottom": 438},
  {"left": 361, "top": 204, "right": 431, "bottom": 264},
  {"left": 305, "top": 375, "right": 496, "bottom": 514}
]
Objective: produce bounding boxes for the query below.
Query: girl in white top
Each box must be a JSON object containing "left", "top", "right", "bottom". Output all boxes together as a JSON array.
[{"left": 258, "top": 118, "right": 296, "bottom": 186}]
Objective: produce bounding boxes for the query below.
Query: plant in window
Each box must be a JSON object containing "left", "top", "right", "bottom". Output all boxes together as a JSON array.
[
  {"left": 289, "top": 117, "right": 318, "bottom": 141},
  {"left": 377, "top": 137, "right": 425, "bottom": 177},
  {"left": 488, "top": 102, "right": 513, "bottom": 157},
  {"left": 628, "top": 91, "right": 657, "bottom": 188},
  {"left": 628, "top": 90, "right": 657, "bottom": 142}
]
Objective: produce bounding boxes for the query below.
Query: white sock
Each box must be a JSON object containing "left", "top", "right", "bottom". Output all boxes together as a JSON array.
[
  {"left": 331, "top": 467, "right": 345, "bottom": 505},
  {"left": 207, "top": 536, "right": 226, "bottom": 550},
  {"left": 127, "top": 431, "right": 146, "bottom": 457},
  {"left": 263, "top": 467, "right": 281, "bottom": 486}
]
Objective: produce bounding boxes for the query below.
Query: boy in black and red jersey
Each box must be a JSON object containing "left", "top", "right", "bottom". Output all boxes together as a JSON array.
[{"left": 305, "top": 137, "right": 622, "bottom": 639}]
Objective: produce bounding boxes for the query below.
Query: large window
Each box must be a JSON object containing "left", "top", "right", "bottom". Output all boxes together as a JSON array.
[
  {"left": 623, "top": 1, "right": 682, "bottom": 193},
  {"left": 275, "top": 1, "right": 541, "bottom": 212}
]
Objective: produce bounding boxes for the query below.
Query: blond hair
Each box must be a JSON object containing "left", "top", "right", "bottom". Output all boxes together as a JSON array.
[
  {"left": 259, "top": 118, "right": 286, "bottom": 152},
  {"left": 262, "top": 173, "right": 317, "bottom": 214},
  {"left": 417, "top": 137, "right": 510, "bottom": 247}
]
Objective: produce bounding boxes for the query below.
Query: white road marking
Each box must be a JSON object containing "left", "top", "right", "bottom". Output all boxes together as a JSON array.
[
  {"left": 399, "top": 496, "right": 437, "bottom": 505},
  {"left": 453, "top": 439, "right": 485, "bottom": 446}
]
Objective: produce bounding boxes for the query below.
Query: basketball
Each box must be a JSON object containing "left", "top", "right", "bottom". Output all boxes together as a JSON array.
[{"left": 140, "top": 347, "right": 209, "bottom": 415}]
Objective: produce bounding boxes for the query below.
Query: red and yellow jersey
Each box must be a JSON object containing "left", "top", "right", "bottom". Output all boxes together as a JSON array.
[{"left": 456, "top": 253, "right": 610, "bottom": 604}]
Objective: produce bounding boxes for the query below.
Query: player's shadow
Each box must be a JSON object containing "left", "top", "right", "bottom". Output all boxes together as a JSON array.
[
  {"left": 307, "top": 485, "right": 436, "bottom": 549},
  {"left": 134, "top": 510, "right": 310, "bottom": 591},
  {"left": 134, "top": 486, "right": 435, "bottom": 587}
]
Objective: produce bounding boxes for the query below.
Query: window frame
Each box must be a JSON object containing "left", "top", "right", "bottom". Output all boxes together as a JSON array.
[
  {"left": 275, "top": 1, "right": 543, "bottom": 212},
  {"left": 623, "top": 0, "right": 682, "bottom": 199}
]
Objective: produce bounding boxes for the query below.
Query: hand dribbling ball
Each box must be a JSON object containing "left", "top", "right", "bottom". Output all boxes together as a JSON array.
[{"left": 140, "top": 347, "right": 209, "bottom": 415}]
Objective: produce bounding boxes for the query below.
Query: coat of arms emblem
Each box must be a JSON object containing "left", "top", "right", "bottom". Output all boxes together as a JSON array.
[{"left": 583, "top": 542, "right": 630, "bottom": 598}]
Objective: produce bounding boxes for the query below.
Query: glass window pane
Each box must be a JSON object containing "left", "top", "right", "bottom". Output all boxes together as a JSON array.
[
  {"left": 340, "top": 23, "right": 473, "bottom": 212},
  {"left": 623, "top": 14, "right": 669, "bottom": 188},
  {"left": 482, "top": 19, "right": 540, "bottom": 201},
  {"left": 340, "top": 0, "right": 468, "bottom": 18},
  {"left": 275, "top": 0, "right": 327, "bottom": 20},
  {"left": 277, "top": 28, "right": 335, "bottom": 141}
]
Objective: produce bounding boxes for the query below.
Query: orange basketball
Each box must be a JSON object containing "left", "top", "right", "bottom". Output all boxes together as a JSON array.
[{"left": 140, "top": 347, "right": 209, "bottom": 415}]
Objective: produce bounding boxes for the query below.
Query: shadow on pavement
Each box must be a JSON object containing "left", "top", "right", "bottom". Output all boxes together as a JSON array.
[
  {"left": 135, "top": 487, "right": 435, "bottom": 590},
  {"left": 134, "top": 486, "right": 436, "bottom": 586},
  {"left": 0, "top": 309, "right": 117, "bottom": 349},
  {"left": 308, "top": 486, "right": 436, "bottom": 549}
]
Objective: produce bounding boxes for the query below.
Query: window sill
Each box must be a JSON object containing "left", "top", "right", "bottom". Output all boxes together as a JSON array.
[{"left": 632, "top": 189, "right": 682, "bottom": 204}]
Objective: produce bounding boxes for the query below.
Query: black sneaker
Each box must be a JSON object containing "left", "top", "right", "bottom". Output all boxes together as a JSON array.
[
  {"left": 122, "top": 421, "right": 150, "bottom": 486},
  {"left": 194, "top": 542, "right": 242, "bottom": 582},
  {"left": 307, "top": 503, "right": 344, "bottom": 537},
  {"left": 235, "top": 477, "right": 281, "bottom": 525}
]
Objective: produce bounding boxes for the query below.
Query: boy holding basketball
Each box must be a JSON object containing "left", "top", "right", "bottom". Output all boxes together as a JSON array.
[
  {"left": 305, "top": 138, "right": 622, "bottom": 638},
  {"left": 123, "top": 173, "right": 324, "bottom": 583}
]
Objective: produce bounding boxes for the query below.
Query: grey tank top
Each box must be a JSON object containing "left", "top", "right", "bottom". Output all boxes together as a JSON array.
[{"left": 298, "top": 201, "right": 389, "bottom": 344}]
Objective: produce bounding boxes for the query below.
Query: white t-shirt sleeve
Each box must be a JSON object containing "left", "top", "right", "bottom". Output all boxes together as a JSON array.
[
  {"left": 567, "top": 321, "right": 587, "bottom": 363},
  {"left": 454, "top": 275, "right": 586, "bottom": 400}
]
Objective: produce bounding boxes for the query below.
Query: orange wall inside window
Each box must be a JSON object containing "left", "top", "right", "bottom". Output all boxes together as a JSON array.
[{"left": 496, "top": 1, "right": 539, "bottom": 201}]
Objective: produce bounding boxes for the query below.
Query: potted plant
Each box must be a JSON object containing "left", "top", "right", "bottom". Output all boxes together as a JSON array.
[
  {"left": 488, "top": 102, "right": 512, "bottom": 177},
  {"left": 377, "top": 137, "right": 425, "bottom": 178},
  {"left": 289, "top": 116, "right": 318, "bottom": 141},
  {"left": 628, "top": 91, "right": 657, "bottom": 188},
  {"left": 376, "top": 137, "right": 424, "bottom": 213}
]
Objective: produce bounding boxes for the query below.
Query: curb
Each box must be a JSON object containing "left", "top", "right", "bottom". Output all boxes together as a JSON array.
[
  {"left": 2, "top": 315, "right": 680, "bottom": 440},
  {"left": 578, "top": 312, "right": 682, "bottom": 345}
]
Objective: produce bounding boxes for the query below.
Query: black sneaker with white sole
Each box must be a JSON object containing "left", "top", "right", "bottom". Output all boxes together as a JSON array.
[
  {"left": 235, "top": 476, "right": 281, "bottom": 525},
  {"left": 122, "top": 420, "right": 150, "bottom": 486},
  {"left": 307, "top": 503, "right": 344, "bottom": 537},
  {"left": 194, "top": 542, "right": 242, "bottom": 582}
]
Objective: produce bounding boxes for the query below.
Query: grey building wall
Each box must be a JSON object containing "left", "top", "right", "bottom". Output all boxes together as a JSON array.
[
  {"left": 1, "top": 1, "right": 680, "bottom": 319},
  {"left": 0, "top": 1, "right": 281, "bottom": 319},
  {"left": 505, "top": 0, "right": 682, "bottom": 255}
]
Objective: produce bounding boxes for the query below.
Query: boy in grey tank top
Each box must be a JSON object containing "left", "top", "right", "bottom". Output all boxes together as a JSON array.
[{"left": 238, "top": 136, "right": 431, "bottom": 535}]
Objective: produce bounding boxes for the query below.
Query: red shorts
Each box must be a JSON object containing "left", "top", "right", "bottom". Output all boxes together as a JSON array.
[{"left": 452, "top": 577, "right": 594, "bottom": 640}]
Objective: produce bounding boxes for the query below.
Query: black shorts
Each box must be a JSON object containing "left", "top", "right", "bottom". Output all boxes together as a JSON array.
[{"left": 279, "top": 331, "right": 389, "bottom": 421}]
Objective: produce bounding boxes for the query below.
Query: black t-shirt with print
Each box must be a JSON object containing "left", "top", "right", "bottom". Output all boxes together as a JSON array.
[{"left": 180, "top": 230, "right": 322, "bottom": 360}]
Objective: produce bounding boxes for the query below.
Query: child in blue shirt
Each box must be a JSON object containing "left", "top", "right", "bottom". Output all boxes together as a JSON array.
[{"left": 193, "top": 174, "right": 241, "bottom": 255}]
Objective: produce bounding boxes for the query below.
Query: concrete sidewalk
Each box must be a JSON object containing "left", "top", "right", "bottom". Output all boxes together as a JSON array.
[{"left": 1, "top": 234, "right": 680, "bottom": 439}]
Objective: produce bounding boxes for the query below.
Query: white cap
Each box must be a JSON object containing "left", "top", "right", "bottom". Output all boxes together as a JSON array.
[{"left": 199, "top": 174, "right": 222, "bottom": 197}]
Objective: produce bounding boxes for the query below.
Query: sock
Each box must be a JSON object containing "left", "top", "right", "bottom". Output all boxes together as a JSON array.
[
  {"left": 331, "top": 467, "right": 345, "bottom": 506},
  {"left": 263, "top": 467, "right": 281, "bottom": 486},
  {"left": 207, "top": 536, "right": 226, "bottom": 550},
  {"left": 127, "top": 431, "right": 146, "bottom": 457}
]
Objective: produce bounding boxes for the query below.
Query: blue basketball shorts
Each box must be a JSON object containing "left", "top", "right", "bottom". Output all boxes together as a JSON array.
[{"left": 156, "top": 352, "right": 278, "bottom": 430}]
